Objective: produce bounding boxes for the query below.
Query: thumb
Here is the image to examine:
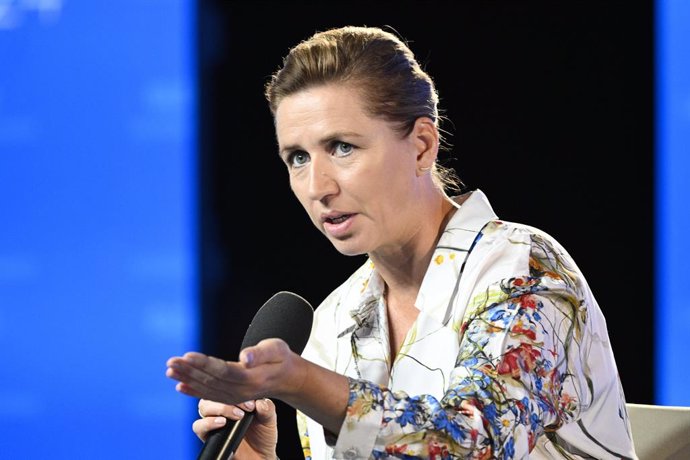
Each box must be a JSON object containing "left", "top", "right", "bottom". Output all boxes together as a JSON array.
[
  {"left": 239, "top": 338, "right": 289, "bottom": 368},
  {"left": 254, "top": 398, "right": 277, "bottom": 425}
]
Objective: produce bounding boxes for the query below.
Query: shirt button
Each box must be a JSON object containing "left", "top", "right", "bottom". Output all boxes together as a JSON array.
[{"left": 344, "top": 447, "right": 360, "bottom": 459}]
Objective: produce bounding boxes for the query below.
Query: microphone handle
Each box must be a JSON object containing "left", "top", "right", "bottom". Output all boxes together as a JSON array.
[{"left": 197, "top": 411, "right": 255, "bottom": 460}]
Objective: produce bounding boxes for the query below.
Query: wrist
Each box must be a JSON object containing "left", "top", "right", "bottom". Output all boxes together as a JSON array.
[
  {"left": 279, "top": 358, "right": 349, "bottom": 435},
  {"left": 273, "top": 351, "right": 308, "bottom": 401}
]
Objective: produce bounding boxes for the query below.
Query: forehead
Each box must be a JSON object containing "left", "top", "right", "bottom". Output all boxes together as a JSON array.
[{"left": 275, "top": 85, "right": 374, "bottom": 144}]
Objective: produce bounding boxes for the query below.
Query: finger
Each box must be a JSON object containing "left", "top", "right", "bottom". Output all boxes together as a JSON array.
[
  {"left": 168, "top": 352, "right": 233, "bottom": 380},
  {"left": 199, "top": 400, "right": 249, "bottom": 419},
  {"left": 192, "top": 416, "right": 228, "bottom": 442},
  {"left": 173, "top": 378, "right": 232, "bottom": 404},
  {"left": 165, "top": 353, "right": 208, "bottom": 376},
  {"left": 166, "top": 351, "right": 209, "bottom": 365},
  {"left": 184, "top": 353, "right": 254, "bottom": 387},
  {"left": 167, "top": 363, "right": 226, "bottom": 394},
  {"left": 175, "top": 381, "right": 205, "bottom": 399},
  {"left": 254, "top": 398, "right": 277, "bottom": 424},
  {"left": 239, "top": 338, "right": 290, "bottom": 368},
  {"left": 173, "top": 379, "right": 234, "bottom": 405},
  {"left": 237, "top": 400, "right": 256, "bottom": 413},
  {"left": 166, "top": 355, "right": 182, "bottom": 368},
  {"left": 167, "top": 351, "right": 278, "bottom": 404},
  {"left": 170, "top": 369, "right": 260, "bottom": 407},
  {"left": 168, "top": 357, "right": 249, "bottom": 395},
  {"left": 165, "top": 352, "right": 249, "bottom": 402},
  {"left": 181, "top": 352, "right": 235, "bottom": 376}
]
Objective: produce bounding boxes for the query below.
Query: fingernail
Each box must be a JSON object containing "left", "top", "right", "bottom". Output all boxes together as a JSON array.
[
  {"left": 243, "top": 352, "right": 254, "bottom": 366},
  {"left": 259, "top": 399, "right": 269, "bottom": 411},
  {"left": 244, "top": 400, "right": 255, "bottom": 411},
  {"left": 233, "top": 408, "right": 245, "bottom": 418},
  {"left": 214, "top": 417, "right": 226, "bottom": 425}
]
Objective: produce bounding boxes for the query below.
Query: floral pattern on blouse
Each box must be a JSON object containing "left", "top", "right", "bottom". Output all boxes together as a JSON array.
[{"left": 298, "top": 190, "right": 636, "bottom": 459}]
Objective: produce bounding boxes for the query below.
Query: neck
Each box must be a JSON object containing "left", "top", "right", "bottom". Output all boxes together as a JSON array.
[{"left": 369, "top": 193, "right": 456, "bottom": 301}]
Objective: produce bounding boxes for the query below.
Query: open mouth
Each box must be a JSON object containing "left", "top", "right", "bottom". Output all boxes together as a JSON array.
[{"left": 325, "top": 214, "right": 353, "bottom": 224}]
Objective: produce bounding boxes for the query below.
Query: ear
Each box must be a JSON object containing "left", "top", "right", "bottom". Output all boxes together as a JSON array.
[{"left": 410, "top": 117, "right": 439, "bottom": 176}]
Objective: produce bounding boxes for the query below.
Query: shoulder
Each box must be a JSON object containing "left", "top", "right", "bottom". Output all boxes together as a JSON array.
[
  {"left": 477, "top": 220, "right": 576, "bottom": 267},
  {"left": 464, "top": 219, "right": 586, "bottom": 301},
  {"left": 480, "top": 219, "right": 562, "bottom": 246}
]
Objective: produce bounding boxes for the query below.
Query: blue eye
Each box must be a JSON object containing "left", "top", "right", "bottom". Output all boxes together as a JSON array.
[
  {"left": 288, "top": 151, "right": 310, "bottom": 168},
  {"left": 334, "top": 142, "right": 354, "bottom": 157}
]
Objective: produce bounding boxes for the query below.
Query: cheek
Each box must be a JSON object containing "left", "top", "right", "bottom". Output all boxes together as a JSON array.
[
  {"left": 365, "top": 164, "right": 418, "bottom": 221},
  {"left": 340, "top": 166, "right": 387, "bottom": 199},
  {"left": 356, "top": 159, "right": 413, "bottom": 200}
]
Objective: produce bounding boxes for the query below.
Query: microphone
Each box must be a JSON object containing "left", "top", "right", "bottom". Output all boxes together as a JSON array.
[{"left": 197, "top": 291, "right": 314, "bottom": 460}]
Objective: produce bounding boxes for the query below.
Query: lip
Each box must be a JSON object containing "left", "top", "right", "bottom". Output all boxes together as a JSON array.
[{"left": 321, "top": 211, "right": 357, "bottom": 239}]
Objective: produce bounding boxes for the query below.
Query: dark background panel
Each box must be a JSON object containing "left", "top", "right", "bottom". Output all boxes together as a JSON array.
[{"left": 198, "top": 1, "right": 653, "bottom": 457}]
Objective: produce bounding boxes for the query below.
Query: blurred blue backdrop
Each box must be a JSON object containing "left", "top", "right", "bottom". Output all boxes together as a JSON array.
[
  {"left": 656, "top": 0, "right": 690, "bottom": 406},
  {"left": 0, "top": 1, "right": 198, "bottom": 458}
]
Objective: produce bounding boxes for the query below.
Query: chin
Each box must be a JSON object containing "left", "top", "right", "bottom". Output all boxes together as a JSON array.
[
  {"left": 328, "top": 238, "right": 368, "bottom": 257},
  {"left": 336, "top": 248, "right": 368, "bottom": 257}
]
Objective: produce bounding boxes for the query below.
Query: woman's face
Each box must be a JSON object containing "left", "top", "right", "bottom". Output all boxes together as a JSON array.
[{"left": 275, "top": 84, "right": 429, "bottom": 257}]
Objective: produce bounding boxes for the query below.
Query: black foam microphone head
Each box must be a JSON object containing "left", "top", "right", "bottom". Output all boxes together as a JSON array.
[{"left": 240, "top": 291, "right": 314, "bottom": 354}]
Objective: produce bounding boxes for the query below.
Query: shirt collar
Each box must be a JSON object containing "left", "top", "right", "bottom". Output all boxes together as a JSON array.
[
  {"left": 342, "top": 189, "right": 498, "bottom": 332},
  {"left": 415, "top": 189, "right": 498, "bottom": 323},
  {"left": 438, "top": 188, "right": 499, "bottom": 249}
]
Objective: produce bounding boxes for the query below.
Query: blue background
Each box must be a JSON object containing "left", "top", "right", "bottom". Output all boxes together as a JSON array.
[
  {"left": 656, "top": 0, "right": 690, "bottom": 406},
  {"left": 0, "top": 1, "right": 198, "bottom": 458}
]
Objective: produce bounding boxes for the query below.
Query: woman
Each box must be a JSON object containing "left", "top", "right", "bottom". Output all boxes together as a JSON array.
[{"left": 166, "top": 26, "right": 637, "bottom": 459}]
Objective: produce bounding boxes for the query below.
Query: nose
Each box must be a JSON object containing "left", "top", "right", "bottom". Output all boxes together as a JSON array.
[{"left": 307, "top": 156, "right": 338, "bottom": 203}]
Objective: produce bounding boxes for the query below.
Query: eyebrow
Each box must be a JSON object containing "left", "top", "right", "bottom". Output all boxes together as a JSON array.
[{"left": 279, "top": 131, "right": 364, "bottom": 156}]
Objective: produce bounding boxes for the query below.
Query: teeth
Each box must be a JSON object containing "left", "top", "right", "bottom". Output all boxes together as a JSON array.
[{"left": 329, "top": 215, "right": 349, "bottom": 224}]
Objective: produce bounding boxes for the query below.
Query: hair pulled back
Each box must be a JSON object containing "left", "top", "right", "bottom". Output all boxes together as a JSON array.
[{"left": 265, "top": 26, "right": 460, "bottom": 191}]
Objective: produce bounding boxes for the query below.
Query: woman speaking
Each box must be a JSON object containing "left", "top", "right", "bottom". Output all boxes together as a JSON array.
[{"left": 167, "top": 26, "right": 637, "bottom": 459}]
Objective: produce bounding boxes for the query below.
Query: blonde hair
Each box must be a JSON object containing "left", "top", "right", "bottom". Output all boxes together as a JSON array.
[{"left": 265, "top": 26, "right": 460, "bottom": 192}]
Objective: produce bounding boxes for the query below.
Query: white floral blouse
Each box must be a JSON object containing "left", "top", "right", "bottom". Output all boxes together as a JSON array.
[{"left": 297, "top": 190, "right": 637, "bottom": 459}]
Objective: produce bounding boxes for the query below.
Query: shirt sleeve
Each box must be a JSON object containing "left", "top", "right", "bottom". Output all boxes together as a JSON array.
[{"left": 334, "top": 263, "right": 587, "bottom": 458}]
